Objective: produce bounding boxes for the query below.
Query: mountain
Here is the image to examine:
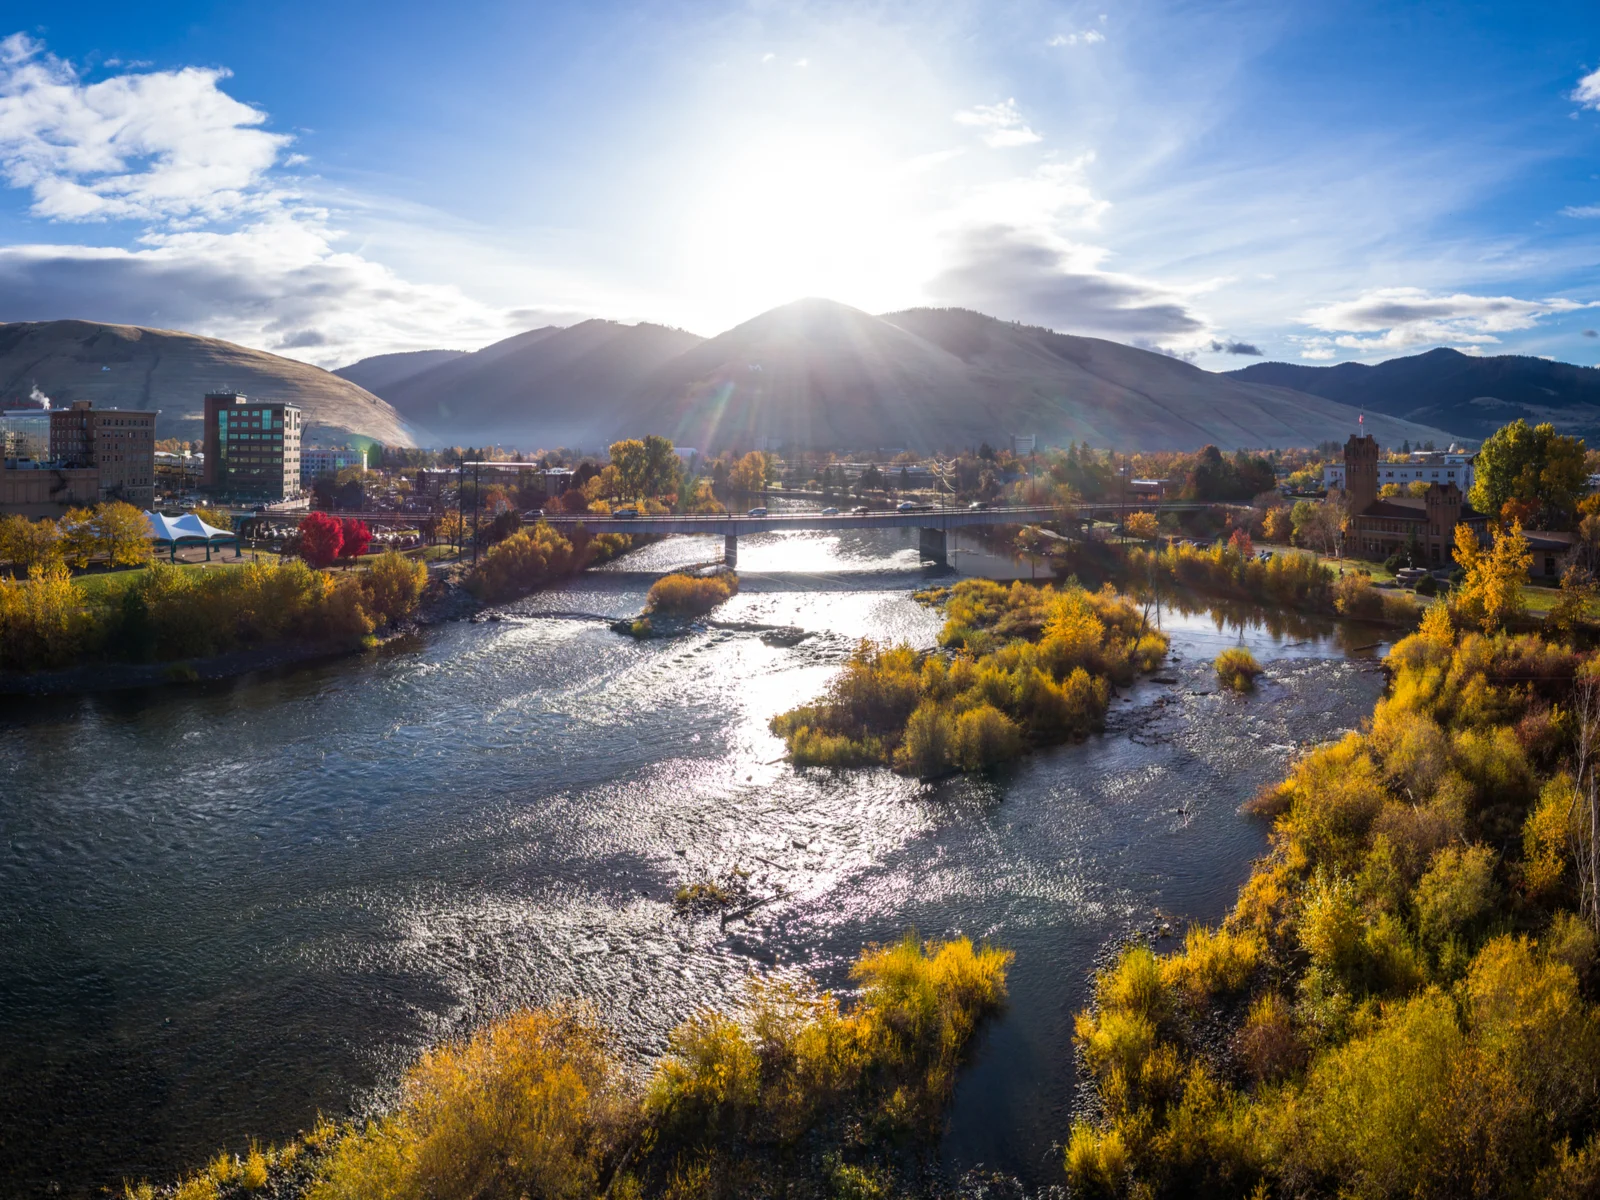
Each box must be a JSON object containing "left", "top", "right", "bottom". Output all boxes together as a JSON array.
[
  {"left": 347, "top": 299, "right": 1451, "bottom": 452},
  {"left": 1226, "top": 348, "right": 1600, "bottom": 442},
  {"left": 334, "top": 348, "right": 468, "bottom": 395},
  {"left": 371, "top": 319, "right": 706, "bottom": 447},
  {"left": 0, "top": 320, "right": 415, "bottom": 446}
]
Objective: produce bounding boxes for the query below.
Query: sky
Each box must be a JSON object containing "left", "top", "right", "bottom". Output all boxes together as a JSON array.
[{"left": 1, "top": 0, "right": 1599, "bottom": 372}]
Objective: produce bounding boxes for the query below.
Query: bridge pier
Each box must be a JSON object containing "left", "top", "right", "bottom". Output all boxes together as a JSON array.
[
  {"left": 724, "top": 533, "right": 738, "bottom": 568},
  {"left": 918, "top": 526, "right": 947, "bottom": 565}
]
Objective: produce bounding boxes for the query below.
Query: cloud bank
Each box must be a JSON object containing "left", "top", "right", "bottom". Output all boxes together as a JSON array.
[
  {"left": 1292, "top": 287, "right": 1597, "bottom": 359},
  {"left": 0, "top": 33, "right": 528, "bottom": 365}
]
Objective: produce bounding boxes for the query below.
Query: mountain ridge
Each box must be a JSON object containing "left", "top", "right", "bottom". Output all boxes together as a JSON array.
[
  {"left": 0, "top": 320, "right": 416, "bottom": 446},
  {"left": 1227, "top": 348, "right": 1600, "bottom": 441},
  {"left": 353, "top": 299, "right": 1457, "bottom": 452}
]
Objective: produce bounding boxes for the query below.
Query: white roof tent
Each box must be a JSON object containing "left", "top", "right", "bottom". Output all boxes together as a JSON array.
[{"left": 146, "top": 512, "right": 240, "bottom": 562}]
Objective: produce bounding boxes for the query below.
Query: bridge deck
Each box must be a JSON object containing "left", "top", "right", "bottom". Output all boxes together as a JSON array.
[
  {"left": 536, "top": 505, "right": 1064, "bottom": 535},
  {"left": 535, "top": 501, "right": 1224, "bottom": 536}
]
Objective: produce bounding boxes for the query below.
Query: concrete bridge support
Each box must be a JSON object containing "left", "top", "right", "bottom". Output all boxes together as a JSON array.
[
  {"left": 725, "top": 533, "right": 738, "bottom": 568},
  {"left": 918, "top": 526, "right": 947, "bottom": 565}
]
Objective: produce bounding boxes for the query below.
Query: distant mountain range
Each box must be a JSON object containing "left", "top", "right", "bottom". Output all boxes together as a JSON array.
[
  {"left": 332, "top": 299, "right": 1455, "bottom": 453},
  {"left": 1227, "top": 348, "right": 1600, "bottom": 442},
  {"left": 24, "top": 306, "right": 1595, "bottom": 456},
  {"left": 0, "top": 320, "right": 415, "bottom": 446}
]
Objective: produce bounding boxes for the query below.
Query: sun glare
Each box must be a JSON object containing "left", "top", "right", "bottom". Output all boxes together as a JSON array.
[{"left": 680, "top": 133, "right": 930, "bottom": 324}]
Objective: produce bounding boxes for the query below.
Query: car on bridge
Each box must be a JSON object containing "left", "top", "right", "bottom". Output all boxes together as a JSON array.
[
  {"left": 747, "top": 506, "right": 768, "bottom": 517},
  {"left": 851, "top": 505, "right": 869, "bottom": 515},
  {"left": 968, "top": 501, "right": 988, "bottom": 510},
  {"left": 897, "top": 501, "right": 934, "bottom": 512},
  {"left": 611, "top": 507, "right": 639, "bottom": 518},
  {"left": 820, "top": 506, "right": 839, "bottom": 515}
]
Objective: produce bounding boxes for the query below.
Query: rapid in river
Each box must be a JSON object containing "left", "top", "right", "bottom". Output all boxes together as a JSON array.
[{"left": 0, "top": 526, "right": 1389, "bottom": 1195}]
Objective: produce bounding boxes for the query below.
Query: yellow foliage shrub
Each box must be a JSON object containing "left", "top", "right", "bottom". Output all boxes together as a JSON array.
[{"left": 646, "top": 571, "right": 738, "bottom": 616}]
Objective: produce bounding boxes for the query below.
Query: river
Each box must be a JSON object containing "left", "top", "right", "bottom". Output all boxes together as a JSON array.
[{"left": 0, "top": 527, "right": 1388, "bottom": 1195}]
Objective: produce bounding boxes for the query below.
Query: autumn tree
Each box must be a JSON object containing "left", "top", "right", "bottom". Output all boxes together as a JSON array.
[
  {"left": 728, "top": 451, "right": 771, "bottom": 495},
  {"left": 1125, "top": 511, "right": 1160, "bottom": 540},
  {"left": 1451, "top": 520, "right": 1531, "bottom": 632},
  {"left": 1546, "top": 565, "right": 1597, "bottom": 636},
  {"left": 1262, "top": 506, "right": 1291, "bottom": 543},
  {"left": 1468, "top": 419, "right": 1588, "bottom": 529},
  {"left": 339, "top": 517, "right": 373, "bottom": 563},
  {"left": 298, "top": 512, "right": 344, "bottom": 568},
  {"left": 0, "top": 515, "right": 61, "bottom": 576},
  {"left": 57, "top": 508, "right": 98, "bottom": 569},
  {"left": 96, "top": 502, "right": 153, "bottom": 568}
]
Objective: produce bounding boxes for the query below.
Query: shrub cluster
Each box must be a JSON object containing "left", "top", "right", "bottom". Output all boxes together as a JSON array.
[
  {"left": 1214, "top": 647, "right": 1263, "bottom": 691},
  {"left": 1127, "top": 540, "right": 1419, "bottom": 625},
  {"left": 467, "top": 520, "right": 631, "bottom": 604},
  {"left": 647, "top": 571, "right": 738, "bottom": 616},
  {"left": 0, "top": 552, "right": 426, "bottom": 672},
  {"left": 157, "top": 937, "right": 1011, "bottom": 1200},
  {"left": 1068, "top": 603, "right": 1600, "bottom": 1198},
  {"left": 772, "top": 580, "right": 1168, "bottom": 777}
]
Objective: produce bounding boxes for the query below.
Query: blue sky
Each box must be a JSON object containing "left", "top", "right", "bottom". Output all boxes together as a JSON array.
[{"left": 1, "top": 0, "right": 1598, "bottom": 371}]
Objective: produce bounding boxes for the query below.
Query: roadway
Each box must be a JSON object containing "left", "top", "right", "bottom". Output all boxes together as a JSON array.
[{"left": 535, "top": 504, "right": 1064, "bottom": 535}]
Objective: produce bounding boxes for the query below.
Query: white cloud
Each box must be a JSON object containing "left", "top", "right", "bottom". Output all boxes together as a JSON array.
[
  {"left": 0, "top": 34, "right": 562, "bottom": 367},
  {"left": 0, "top": 213, "right": 521, "bottom": 366},
  {"left": 1048, "top": 30, "right": 1106, "bottom": 47},
  {"left": 1296, "top": 286, "right": 1599, "bottom": 357},
  {"left": 0, "top": 32, "right": 291, "bottom": 222},
  {"left": 1575, "top": 66, "right": 1600, "bottom": 110},
  {"left": 1563, "top": 204, "right": 1600, "bottom": 218},
  {"left": 953, "top": 98, "right": 1041, "bottom": 148}
]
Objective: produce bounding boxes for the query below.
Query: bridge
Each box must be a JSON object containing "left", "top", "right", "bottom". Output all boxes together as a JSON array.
[{"left": 537, "top": 503, "right": 1221, "bottom": 566}]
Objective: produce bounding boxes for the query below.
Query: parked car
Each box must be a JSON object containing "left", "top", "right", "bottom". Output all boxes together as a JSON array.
[
  {"left": 611, "top": 507, "right": 639, "bottom": 518},
  {"left": 747, "top": 506, "right": 768, "bottom": 517},
  {"left": 820, "top": 506, "right": 839, "bottom": 515}
]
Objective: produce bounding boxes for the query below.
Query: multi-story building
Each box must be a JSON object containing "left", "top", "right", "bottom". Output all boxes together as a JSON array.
[
  {"left": 1341, "top": 434, "right": 1490, "bottom": 565},
  {"left": 202, "top": 392, "right": 303, "bottom": 501},
  {"left": 1324, "top": 447, "right": 1475, "bottom": 496},
  {"left": 0, "top": 407, "right": 52, "bottom": 462},
  {"left": 300, "top": 445, "right": 366, "bottom": 483},
  {"left": 49, "top": 400, "right": 158, "bottom": 508}
]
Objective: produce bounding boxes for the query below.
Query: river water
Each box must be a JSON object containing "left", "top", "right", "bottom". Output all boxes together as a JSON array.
[{"left": 0, "top": 528, "right": 1388, "bottom": 1195}]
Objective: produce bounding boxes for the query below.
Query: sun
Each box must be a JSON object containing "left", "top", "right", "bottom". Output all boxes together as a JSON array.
[{"left": 678, "top": 132, "right": 930, "bottom": 324}]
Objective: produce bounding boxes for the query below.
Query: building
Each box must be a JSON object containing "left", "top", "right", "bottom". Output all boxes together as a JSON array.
[
  {"left": 49, "top": 400, "right": 158, "bottom": 508},
  {"left": 0, "top": 407, "right": 52, "bottom": 462},
  {"left": 300, "top": 445, "right": 366, "bottom": 483},
  {"left": 1324, "top": 446, "right": 1475, "bottom": 496},
  {"left": 202, "top": 392, "right": 303, "bottom": 501},
  {"left": 0, "top": 464, "right": 100, "bottom": 516},
  {"left": 1341, "top": 434, "right": 1490, "bottom": 565}
]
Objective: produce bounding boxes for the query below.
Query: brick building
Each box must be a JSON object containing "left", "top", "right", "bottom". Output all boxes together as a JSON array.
[
  {"left": 1342, "top": 433, "right": 1490, "bottom": 565},
  {"left": 49, "top": 401, "right": 158, "bottom": 508}
]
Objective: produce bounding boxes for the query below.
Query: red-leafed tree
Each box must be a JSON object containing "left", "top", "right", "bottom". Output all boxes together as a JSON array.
[
  {"left": 339, "top": 517, "right": 373, "bottom": 563},
  {"left": 298, "top": 511, "right": 343, "bottom": 568},
  {"left": 1229, "top": 527, "right": 1254, "bottom": 559}
]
